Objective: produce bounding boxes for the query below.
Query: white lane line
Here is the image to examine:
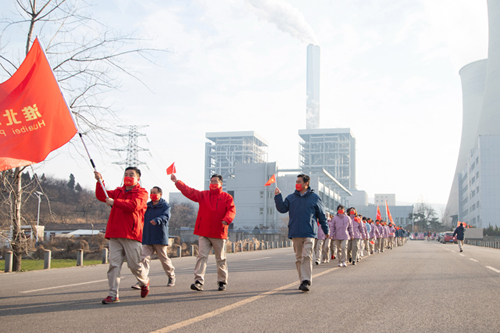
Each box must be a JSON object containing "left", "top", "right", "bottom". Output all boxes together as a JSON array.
[
  {"left": 20, "top": 279, "right": 109, "bottom": 293},
  {"left": 151, "top": 266, "right": 340, "bottom": 333},
  {"left": 459, "top": 254, "right": 465, "bottom": 257},
  {"left": 486, "top": 266, "right": 500, "bottom": 273},
  {"left": 248, "top": 257, "right": 271, "bottom": 261},
  {"left": 469, "top": 258, "right": 479, "bottom": 262}
]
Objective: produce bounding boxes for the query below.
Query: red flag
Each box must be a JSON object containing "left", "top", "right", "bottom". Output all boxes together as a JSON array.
[
  {"left": 386, "top": 200, "right": 394, "bottom": 223},
  {"left": 264, "top": 174, "right": 275, "bottom": 186},
  {"left": 166, "top": 162, "right": 176, "bottom": 175},
  {"left": 376, "top": 205, "right": 382, "bottom": 220},
  {"left": 0, "top": 38, "right": 77, "bottom": 171}
]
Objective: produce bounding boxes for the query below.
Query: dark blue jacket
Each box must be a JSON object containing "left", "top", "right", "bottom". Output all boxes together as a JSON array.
[
  {"left": 453, "top": 225, "right": 466, "bottom": 240},
  {"left": 142, "top": 198, "right": 171, "bottom": 245},
  {"left": 274, "top": 188, "right": 329, "bottom": 239}
]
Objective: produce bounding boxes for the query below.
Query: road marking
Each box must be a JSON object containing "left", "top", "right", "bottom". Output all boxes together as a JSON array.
[
  {"left": 151, "top": 266, "right": 340, "bottom": 333},
  {"left": 486, "top": 266, "right": 500, "bottom": 273},
  {"left": 469, "top": 258, "right": 479, "bottom": 262},
  {"left": 286, "top": 253, "right": 296, "bottom": 256},
  {"left": 459, "top": 254, "right": 465, "bottom": 257},
  {"left": 248, "top": 257, "right": 271, "bottom": 261},
  {"left": 20, "top": 279, "right": 109, "bottom": 293}
]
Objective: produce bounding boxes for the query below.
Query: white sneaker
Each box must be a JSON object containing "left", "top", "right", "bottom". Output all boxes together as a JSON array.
[
  {"left": 342, "top": 262, "right": 347, "bottom": 267},
  {"left": 131, "top": 282, "right": 141, "bottom": 290},
  {"left": 338, "top": 263, "right": 342, "bottom": 267}
]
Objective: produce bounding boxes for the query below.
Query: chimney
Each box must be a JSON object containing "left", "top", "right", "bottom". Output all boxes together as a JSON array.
[{"left": 306, "top": 44, "right": 320, "bottom": 129}]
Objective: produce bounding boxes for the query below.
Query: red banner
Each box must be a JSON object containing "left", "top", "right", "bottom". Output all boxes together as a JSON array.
[
  {"left": 0, "top": 38, "right": 77, "bottom": 171},
  {"left": 386, "top": 200, "right": 394, "bottom": 223},
  {"left": 376, "top": 205, "right": 382, "bottom": 220}
]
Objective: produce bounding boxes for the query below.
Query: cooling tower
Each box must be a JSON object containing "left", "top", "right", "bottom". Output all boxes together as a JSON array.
[
  {"left": 445, "top": 0, "right": 500, "bottom": 224},
  {"left": 444, "top": 60, "right": 487, "bottom": 221},
  {"left": 306, "top": 44, "right": 320, "bottom": 129}
]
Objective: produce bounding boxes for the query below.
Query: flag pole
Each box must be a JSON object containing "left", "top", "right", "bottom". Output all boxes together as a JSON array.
[
  {"left": 35, "top": 37, "right": 108, "bottom": 199},
  {"left": 79, "top": 133, "right": 108, "bottom": 198}
]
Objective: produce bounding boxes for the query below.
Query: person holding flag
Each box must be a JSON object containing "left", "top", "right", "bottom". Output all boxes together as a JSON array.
[
  {"left": 274, "top": 174, "right": 329, "bottom": 292},
  {"left": 171, "top": 173, "right": 236, "bottom": 291},
  {"left": 95, "top": 167, "right": 149, "bottom": 304}
]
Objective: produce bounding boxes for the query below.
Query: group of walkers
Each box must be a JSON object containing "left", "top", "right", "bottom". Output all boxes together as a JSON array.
[
  {"left": 275, "top": 174, "right": 408, "bottom": 292},
  {"left": 314, "top": 208, "right": 409, "bottom": 268},
  {"left": 95, "top": 167, "right": 235, "bottom": 304},
  {"left": 94, "top": 168, "right": 408, "bottom": 304}
]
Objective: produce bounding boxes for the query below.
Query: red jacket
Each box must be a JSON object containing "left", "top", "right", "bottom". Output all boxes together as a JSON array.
[
  {"left": 175, "top": 180, "right": 236, "bottom": 239},
  {"left": 95, "top": 182, "right": 148, "bottom": 242}
]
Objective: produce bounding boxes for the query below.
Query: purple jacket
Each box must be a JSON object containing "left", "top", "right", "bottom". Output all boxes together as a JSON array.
[
  {"left": 317, "top": 222, "right": 326, "bottom": 240},
  {"left": 369, "top": 223, "right": 380, "bottom": 239},
  {"left": 351, "top": 217, "right": 364, "bottom": 239},
  {"left": 361, "top": 222, "right": 369, "bottom": 239},
  {"left": 331, "top": 214, "right": 353, "bottom": 240},
  {"left": 388, "top": 225, "right": 396, "bottom": 237},
  {"left": 377, "top": 224, "right": 385, "bottom": 238}
]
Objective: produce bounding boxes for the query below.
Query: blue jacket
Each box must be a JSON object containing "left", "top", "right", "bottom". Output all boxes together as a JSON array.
[
  {"left": 453, "top": 225, "right": 466, "bottom": 240},
  {"left": 274, "top": 188, "right": 329, "bottom": 239},
  {"left": 142, "top": 198, "right": 171, "bottom": 245}
]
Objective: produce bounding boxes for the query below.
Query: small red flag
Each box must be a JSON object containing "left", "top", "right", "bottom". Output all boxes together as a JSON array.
[
  {"left": 166, "top": 162, "right": 176, "bottom": 175},
  {"left": 0, "top": 38, "right": 77, "bottom": 171},
  {"left": 264, "top": 174, "right": 276, "bottom": 186},
  {"left": 370, "top": 240, "right": 375, "bottom": 245}
]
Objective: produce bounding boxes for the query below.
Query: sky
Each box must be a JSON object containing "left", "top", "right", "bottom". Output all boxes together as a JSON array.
[{"left": 0, "top": 0, "right": 490, "bottom": 215}]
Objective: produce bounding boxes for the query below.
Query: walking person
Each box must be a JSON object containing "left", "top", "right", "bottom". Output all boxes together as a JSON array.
[
  {"left": 314, "top": 219, "right": 327, "bottom": 265},
  {"left": 453, "top": 223, "right": 466, "bottom": 252},
  {"left": 368, "top": 218, "right": 379, "bottom": 254},
  {"left": 332, "top": 204, "right": 352, "bottom": 267},
  {"left": 274, "top": 174, "right": 329, "bottom": 292},
  {"left": 322, "top": 213, "right": 333, "bottom": 263},
  {"left": 95, "top": 167, "right": 150, "bottom": 304},
  {"left": 347, "top": 208, "right": 364, "bottom": 265},
  {"left": 132, "top": 186, "right": 175, "bottom": 290},
  {"left": 171, "top": 174, "right": 236, "bottom": 291}
]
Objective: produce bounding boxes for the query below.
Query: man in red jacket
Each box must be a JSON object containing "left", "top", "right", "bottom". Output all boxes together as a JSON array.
[
  {"left": 95, "top": 167, "right": 149, "bottom": 304},
  {"left": 171, "top": 174, "right": 236, "bottom": 291}
]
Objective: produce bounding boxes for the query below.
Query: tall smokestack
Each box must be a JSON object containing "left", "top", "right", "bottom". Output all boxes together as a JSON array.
[{"left": 306, "top": 44, "right": 320, "bottom": 129}]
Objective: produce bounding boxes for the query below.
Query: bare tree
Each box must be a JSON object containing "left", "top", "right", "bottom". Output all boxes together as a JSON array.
[
  {"left": 0, "top": 0, "right": 163, "bottom": 271},
  {"left": 408, "top": 202, "right": 442, "bottom": 233}
]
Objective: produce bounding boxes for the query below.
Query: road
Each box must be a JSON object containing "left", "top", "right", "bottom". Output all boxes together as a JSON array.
[{"left": 1, "top": 240, "right": 500, "bottom": 332}]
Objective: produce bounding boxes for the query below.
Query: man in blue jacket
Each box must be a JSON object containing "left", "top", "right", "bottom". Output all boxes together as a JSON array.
[
  {"left": 274, "top": 174, "right": 329, "bottom": 292},
  {"left": 132, "top": 186, "right": 175, "bottom": 289},
  {"left": 453, "top": 223, "right": 466, "bottom": 252}
]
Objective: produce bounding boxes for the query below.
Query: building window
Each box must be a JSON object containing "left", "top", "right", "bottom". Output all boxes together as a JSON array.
[
  {"left": 260, "top": 191, "right": 264, "bottom": 199},
  {"left": 267, "top": 208, "right": 273, "bottom": 215},
  {"left": 259, "top": 208, "right": 263, "bottom": 215}
]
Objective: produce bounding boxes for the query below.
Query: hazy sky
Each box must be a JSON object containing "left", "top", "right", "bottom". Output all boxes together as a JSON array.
[{"left": 1, "top": 0, "right": 489, "bottom": 212}]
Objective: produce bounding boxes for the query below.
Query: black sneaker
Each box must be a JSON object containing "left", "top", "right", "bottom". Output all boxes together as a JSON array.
[
  {"left": 190, "top": 280, "right": 203, "bottom": 291},
  {"left": 298, "top": 280, "right": 310, "bottom": 292},
  {"left": 218, "top": 282, "right": 226, "bottom": 291}
]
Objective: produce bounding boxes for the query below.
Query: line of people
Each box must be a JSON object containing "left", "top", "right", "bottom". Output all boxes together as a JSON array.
[
  {"left": 274, "top": 174, "right": 409, "bottom": 292},
  {"left": 314, "top": 206, "right": 409, "bottom": 268}
]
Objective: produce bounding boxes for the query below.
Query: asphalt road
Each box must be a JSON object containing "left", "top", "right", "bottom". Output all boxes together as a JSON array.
[{"left": 1, "top": 240, "right": 500, "bottom": 332}]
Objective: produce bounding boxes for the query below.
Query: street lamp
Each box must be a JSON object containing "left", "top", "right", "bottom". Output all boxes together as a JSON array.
[{"left": 34, "top": 191, "right": 43, "bottom": 246}]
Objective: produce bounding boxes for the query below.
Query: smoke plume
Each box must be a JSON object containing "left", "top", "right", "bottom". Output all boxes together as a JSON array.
[{"left": 247, "top": 0, "right": 319, "bottom": 45}]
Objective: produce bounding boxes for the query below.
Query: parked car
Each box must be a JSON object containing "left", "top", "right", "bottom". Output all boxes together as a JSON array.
[{"left": 441, "top": 232, "right": 457, "bottom": 244}]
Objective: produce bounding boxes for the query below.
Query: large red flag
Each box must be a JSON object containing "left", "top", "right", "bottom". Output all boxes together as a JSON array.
[
  {"left": 0, "top": 38, "right": 77, "bottom": 171},
  {"left": 386, "top": 200, "right": 394, "bottom": 223},
  {"left": 166, "top": 162, "right": 176, "bottom": 175},
  {"left": 264, "top": 174, "right": 275, "bottom": 186},
  {"left": 376, "top": 205, "right": 382, "bottom": 220}
]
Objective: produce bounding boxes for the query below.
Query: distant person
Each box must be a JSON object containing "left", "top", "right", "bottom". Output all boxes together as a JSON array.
[
  {"left": 171, "top": 173, "right": 235, "bottom": 291},
  {"left": 95, "top": 167, "right": 149, "bottom": 304},
  {"left": 131, "top": 186, "right": 175, "bottom": 290},
  {"left": 332, "top": 204, "right": 352, "bottom": 267},
  {"left": 274, "top": 174, "right": 329, "bottom": 292},
  {"left": 453, "top": 223, "right": 466, "bottom": 252}
]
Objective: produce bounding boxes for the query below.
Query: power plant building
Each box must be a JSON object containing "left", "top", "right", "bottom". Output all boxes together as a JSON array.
[{"left": 445, "top": 0, "right": 500, "bottom": 228}]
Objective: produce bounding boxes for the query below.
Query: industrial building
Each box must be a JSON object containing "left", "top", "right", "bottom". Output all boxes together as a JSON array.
[{"left": 445, "top": 0, "right": 500, "bottom": 228}]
